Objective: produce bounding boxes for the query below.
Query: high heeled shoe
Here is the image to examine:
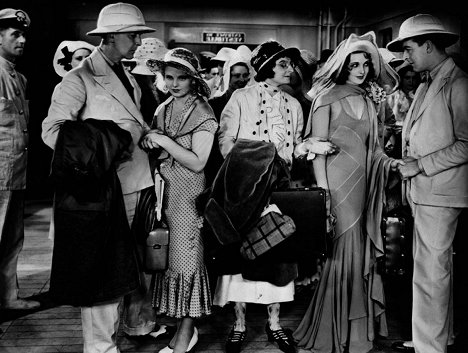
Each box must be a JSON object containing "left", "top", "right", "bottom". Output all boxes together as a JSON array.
[
  {"left": 186, "top": 327, "right": 198, "bottom": 352},
  {"left": 158, "top": 345, "right": 174, "bottom": 353},
  {"left": 159, "top": 327, "right": 198, "bottom": 353},
  {"left": 265, "top": 324, "right": 296, "bottom": 353}
]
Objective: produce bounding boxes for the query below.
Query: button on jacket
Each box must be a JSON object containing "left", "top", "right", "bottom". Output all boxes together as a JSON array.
[{"left": 0, "top": 55, "right": 29, "bottom": 190}]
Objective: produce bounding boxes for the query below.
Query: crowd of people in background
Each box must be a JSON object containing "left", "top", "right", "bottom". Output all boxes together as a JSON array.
[{"left": 1, "top": 3, "right": 467, "bottom": 353}]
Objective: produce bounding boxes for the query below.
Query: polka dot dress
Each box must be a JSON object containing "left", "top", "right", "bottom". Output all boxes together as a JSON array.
[{"left": 152, "top": 94, "right": 217, "bottom": 318}]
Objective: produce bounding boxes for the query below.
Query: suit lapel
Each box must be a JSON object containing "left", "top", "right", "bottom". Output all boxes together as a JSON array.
[
  {"left": 409, "top": 59, "right": 455, "bottom": 128},
  {"left": 90, "top": 51, "right": 146, "bottom": 127}
]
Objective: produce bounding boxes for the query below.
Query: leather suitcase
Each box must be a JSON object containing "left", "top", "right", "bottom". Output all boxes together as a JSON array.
[
  {"left": 269, "top": 187, "right": 328, "bottom": 262},
  {"left": 381, "top": 215, "right": 411, "bottom": 276}
]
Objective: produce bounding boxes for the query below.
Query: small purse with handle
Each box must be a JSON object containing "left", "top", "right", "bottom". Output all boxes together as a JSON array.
[{"left": 145, "top": 173, "right": 169, "bottom": 271}]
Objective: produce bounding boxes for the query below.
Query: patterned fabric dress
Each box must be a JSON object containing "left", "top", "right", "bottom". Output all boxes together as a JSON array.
[
  {"left": 152, "top": 94, "right": 218, "bottom": 318},
  {"left": 294, "top": 84, "right": 389, "bottom": 353}
]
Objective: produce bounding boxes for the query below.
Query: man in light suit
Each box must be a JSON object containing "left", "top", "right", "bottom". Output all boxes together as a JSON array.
[
  {"left": 387, "top": 14, "right": 468, "bottom": 353},
  {"left": 42, "top": 3, "right": 161, "bottom": 352}
]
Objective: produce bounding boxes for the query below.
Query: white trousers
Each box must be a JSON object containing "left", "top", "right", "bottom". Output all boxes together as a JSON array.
[
  {"left": 411, "top": 203, "right": 461, "bottom": 353},
  {"left": 80, "top": 192, "right": 139, "bottom": 352},
  {"left": 81, "top": 299, "right": 122, "bottom": 353}
]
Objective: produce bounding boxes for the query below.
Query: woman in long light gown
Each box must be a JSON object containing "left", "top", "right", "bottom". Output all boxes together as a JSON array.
[{"left": 293, "top": 32, "right": 403, "bottom": 353}]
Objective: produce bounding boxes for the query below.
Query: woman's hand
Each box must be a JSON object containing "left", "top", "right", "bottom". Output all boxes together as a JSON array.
[
  {"left": 304, "top": 137, "right": 339, "bottom": 156},
  {"left": 140, "top": 130, "right": 166, "bottom": 150}
]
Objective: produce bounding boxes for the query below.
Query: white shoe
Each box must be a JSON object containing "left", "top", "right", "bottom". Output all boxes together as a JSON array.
[
  {"left": 149, "top": 324, "right": 176, "bottom": 339},
  {"left": 187, "top": 327, "right": 198, "bottom": 352},
  {"left": 158, "top": 327, "right": 198, "bottom": 353},
  {"left": 158, "top": 345, "right": 173, "bottom": 353}
]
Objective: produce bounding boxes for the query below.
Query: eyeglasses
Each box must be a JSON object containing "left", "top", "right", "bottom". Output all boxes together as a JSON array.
[{"left": 275, "top": 60, "right": 295, "bottom": 70}]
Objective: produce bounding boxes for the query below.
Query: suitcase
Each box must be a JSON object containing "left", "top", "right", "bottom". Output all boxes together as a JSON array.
[
  {"left": 269, "top": 187, "right": 328, "bottom": 262},
  {"left": 381, "top": 215, "right": 411, "bottom": 276}
]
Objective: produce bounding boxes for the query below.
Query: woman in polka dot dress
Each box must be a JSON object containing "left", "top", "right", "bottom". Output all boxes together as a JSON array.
[{"left": 142, "top": 48, "right": 218, "bottom": 353}]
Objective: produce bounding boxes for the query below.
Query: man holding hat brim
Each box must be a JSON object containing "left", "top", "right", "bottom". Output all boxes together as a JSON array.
[
  {"left": 0, "top": 8, "right": 40, "bottom": 311},
  {"left": 387, "top": 14, "right": 468, "bottom": 353},
  {"left": 42, "top": 3, "right": 162, "bottom": 352}
]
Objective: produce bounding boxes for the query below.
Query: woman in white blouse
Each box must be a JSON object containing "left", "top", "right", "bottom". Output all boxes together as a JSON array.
[{"left": 216, "top": 40, "right": 336, "bottom": 353}]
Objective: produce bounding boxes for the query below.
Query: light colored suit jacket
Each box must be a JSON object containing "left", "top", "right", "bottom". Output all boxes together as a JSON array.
[
  {"left": 42, "top": 49, "right": 153, "bottom": 194},
  {"left": 402, "top": 57, "right": 468, "bottom": 208}
]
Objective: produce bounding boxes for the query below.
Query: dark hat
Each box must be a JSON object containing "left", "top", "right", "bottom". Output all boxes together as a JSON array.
[
  {"left": 250, "top": 40, "right": 300, "bottom": 77},
  {"left": 318, "top": 49, "right": 333, "bottom": 64},
  {"left": 0, "top": 8, "right": 30, "bottom": 30}
]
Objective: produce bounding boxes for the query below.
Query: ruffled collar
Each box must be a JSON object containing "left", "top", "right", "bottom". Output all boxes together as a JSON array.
[{"left": 261, "top": 81, "right": 281, "bottom": 99}]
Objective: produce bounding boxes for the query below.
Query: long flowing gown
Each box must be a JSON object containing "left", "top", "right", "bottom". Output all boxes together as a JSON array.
[{"left": 294, "top": 84, "right": 390, "bottom": 353}]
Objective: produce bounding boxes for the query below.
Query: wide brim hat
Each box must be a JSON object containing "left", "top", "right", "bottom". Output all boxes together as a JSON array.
[
  {"left": 309, "top": 31, "right": 399, "bottom": 101},
  {"left": 87, "top": 2, "right": 155, "bottom": 36},
  {"left": 211, "top": 47, "right": 237, "bottom": 63},
  {"left": 251, "top": 40, "right": 301, "bottom": 80},
  {"left": 123, "top": 37, "right": 169, "bottom": 76},
  {"left": 53, "top": 40, "right": 95, "bottom": 77},
  {"left": 387, "top": 14, "right": 459, "bottom": 52},
  {"left": 328, "top": 32, "right": 398, "bottom": 93},
  {"left": 146, "top": 48, "right": 211, "bottom": 98}
]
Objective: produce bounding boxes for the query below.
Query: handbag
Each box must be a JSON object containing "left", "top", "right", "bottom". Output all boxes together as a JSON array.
[
  {"left": 144, "top": 173, "right": 169, "bottom": 271},
  {"left": 146, "top": 224, "right": 169, "bottom": 271},
  {"left": 240, "top": 211, "right": 296, "bottom": 260}
]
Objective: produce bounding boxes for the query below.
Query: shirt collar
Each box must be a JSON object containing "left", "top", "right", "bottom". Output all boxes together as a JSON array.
[
  {"left": 0, "top": 55, "right": 16, "bottom": 71},
  {"left": 424, "top": 56, "right": 449, "bottom": 83}
]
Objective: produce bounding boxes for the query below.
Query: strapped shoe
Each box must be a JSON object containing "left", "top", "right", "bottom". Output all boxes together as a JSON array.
[
  {"left": 225, "top": 327, "right": 247, "bottom": 353},
  {"left": 265, "top": 324, "right": 296, "bottom": 353}
]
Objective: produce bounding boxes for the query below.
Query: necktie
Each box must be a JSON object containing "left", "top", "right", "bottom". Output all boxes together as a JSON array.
[
  {"left": 112, "top": 63, "right": 135, "bottom": 103},
  {"left": 408, "top": 71, "right": 431, "bottom": 124}
]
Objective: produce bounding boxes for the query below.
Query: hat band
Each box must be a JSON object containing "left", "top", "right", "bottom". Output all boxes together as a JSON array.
[{"left": 166, "top": 56, "right": 197, "bottom": 74}]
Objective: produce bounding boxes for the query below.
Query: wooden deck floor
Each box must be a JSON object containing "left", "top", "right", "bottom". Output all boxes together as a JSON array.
[{"left": 0, "top": 199, "right": 460, "bottom": 353}]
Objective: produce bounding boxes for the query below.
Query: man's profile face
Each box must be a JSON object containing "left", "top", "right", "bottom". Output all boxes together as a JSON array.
[
  {"left": 0, "top": 27, "right": 26, "bottom": 61},
  {"left": 112, "top": 32, "right": 142, "bottom": 60},
  {"left": 402, "top": 39, "right": 428, "bottom": 73}
]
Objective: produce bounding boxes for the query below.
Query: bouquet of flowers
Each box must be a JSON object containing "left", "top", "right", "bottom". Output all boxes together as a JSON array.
[{"left": 365, "top": 80, "right": 387, "bottom": 105}]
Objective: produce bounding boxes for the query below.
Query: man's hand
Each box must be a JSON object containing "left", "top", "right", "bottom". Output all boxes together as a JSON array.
[
  {"left": 390, "top": 158, "right": 405, "bottom": 172},
  {"left": 398, "top": 156, "right": 421, "bottom": 179}
]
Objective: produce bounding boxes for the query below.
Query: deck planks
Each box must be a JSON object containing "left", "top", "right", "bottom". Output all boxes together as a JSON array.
[{"left": 0, "top": 200, "right": 419, "bottom": 353}]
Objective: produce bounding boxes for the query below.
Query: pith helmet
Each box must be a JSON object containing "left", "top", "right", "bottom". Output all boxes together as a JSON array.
[
  {"left": 87, "top": 2, "right": 155, "bottom": 36},
  {"left": 387, "top": 14, "right": 458, "bottom": 52}
]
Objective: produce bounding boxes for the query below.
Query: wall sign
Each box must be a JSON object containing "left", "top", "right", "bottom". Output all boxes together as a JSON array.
[{"left": 202, "top": 31, "right": 245, "bottom": 43}]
